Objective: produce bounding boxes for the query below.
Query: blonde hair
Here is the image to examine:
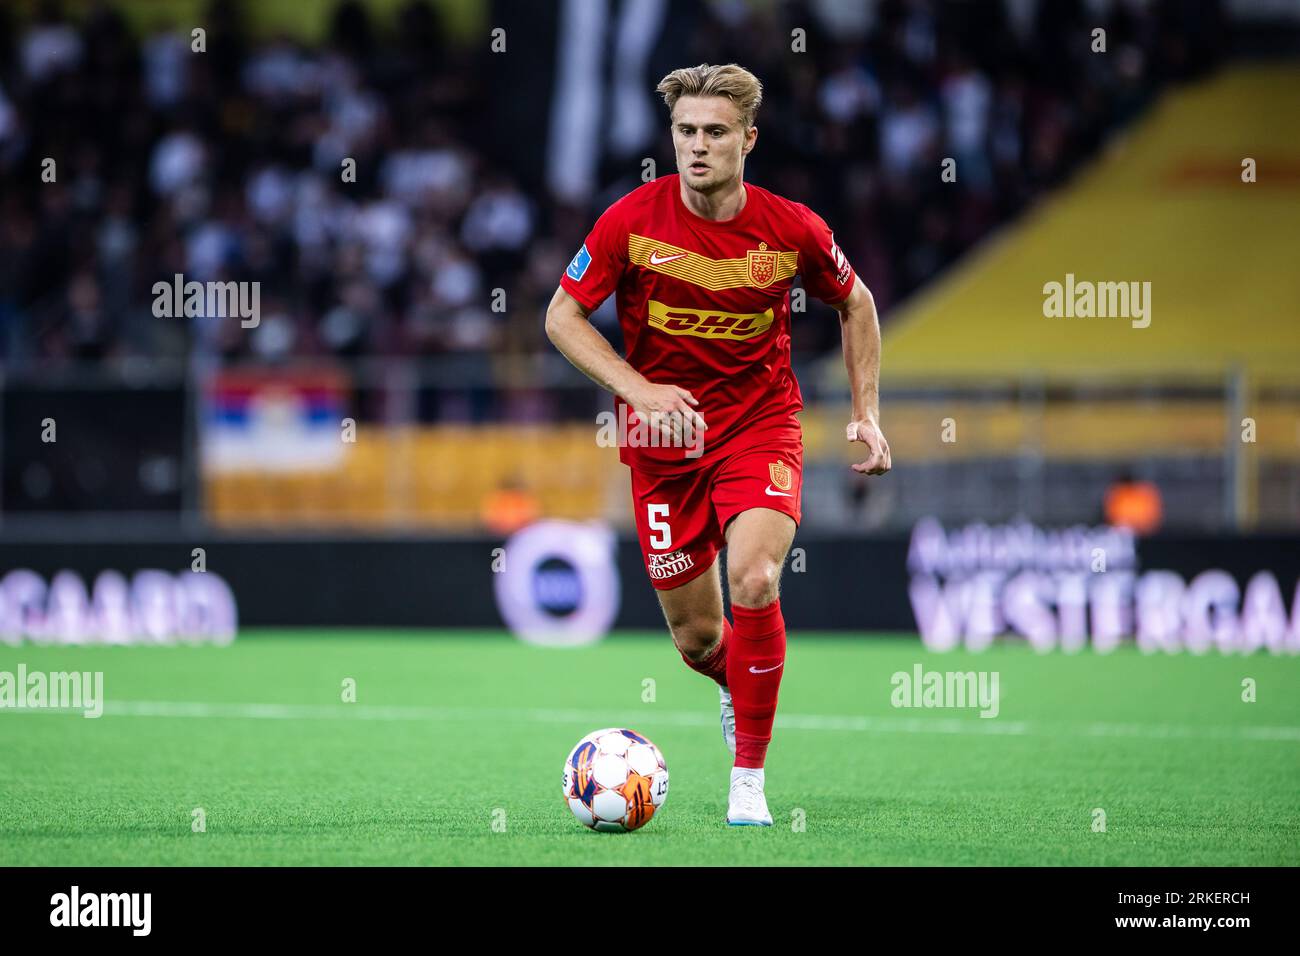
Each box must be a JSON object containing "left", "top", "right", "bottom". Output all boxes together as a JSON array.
[{"left": 656, "top": 63, "right": 763, "bottom": 128}]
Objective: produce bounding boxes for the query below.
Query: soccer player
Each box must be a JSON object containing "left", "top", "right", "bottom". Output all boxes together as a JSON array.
[{"left": 545, "top": 63, "right": 890, "bottom": 826}]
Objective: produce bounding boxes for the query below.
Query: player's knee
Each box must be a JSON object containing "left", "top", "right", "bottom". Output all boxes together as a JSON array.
[
  {"left": 670, "top": 617, "right": 723, "bottom": 661},
  {"left": 729, "top": 560, "right": 780, "bottom": 608}
]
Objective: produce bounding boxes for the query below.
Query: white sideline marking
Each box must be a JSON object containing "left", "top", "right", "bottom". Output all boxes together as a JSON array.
[{"left": 6, "top": 699, "right": 1299, "bottom": 742}]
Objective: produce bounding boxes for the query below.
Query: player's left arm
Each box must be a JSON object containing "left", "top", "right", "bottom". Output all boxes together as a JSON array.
[
  {"left": 829, "top": 277, "right": 891, "bottom": 476},
  {"left": 800, "top": 205, "right": 891, "bottom": 476}
]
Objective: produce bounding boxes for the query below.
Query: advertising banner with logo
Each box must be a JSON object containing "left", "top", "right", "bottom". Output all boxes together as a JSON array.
[{"left": 2, "top": 524, "right": 1296, "bottom": 648}]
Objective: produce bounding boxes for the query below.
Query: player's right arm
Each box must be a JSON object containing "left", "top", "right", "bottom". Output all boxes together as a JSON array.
[
  {"left": 545, "top": 286, "right": 705, "bottom": 443},
  {"left": 547, "top": 204, "right": 704, "bottom": 444}
]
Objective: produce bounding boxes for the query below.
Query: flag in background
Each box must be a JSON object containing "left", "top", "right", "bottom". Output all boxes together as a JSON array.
[{"left": 203, "top": 368, "right": 350, "bottom": 473}]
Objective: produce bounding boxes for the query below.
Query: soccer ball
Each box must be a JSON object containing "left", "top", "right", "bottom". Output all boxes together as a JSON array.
[{"left": 562, "top": 728, "right": 669, "bottom": 832}]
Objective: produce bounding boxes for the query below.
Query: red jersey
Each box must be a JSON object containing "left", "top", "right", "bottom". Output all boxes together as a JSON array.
[{"left": 560, "top": 174, "right": 856, "bottom": 474}]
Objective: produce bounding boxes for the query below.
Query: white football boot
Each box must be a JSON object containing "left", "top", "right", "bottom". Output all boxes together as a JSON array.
[
  {"left": 726, "top": 767, "right": 773, "bottom": 826},
  {"left": 719, "top": 686, "right": 736, "bottom": 755}
]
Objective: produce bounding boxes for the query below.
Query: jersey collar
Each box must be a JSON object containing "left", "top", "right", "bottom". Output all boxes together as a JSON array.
[{"left": 673, "top": 176, "right": 754, "bottom": 230}]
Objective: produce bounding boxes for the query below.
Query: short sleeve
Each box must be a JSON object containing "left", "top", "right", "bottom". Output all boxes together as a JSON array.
[
  {"left": 798, "top": 207, "right": 856, "bottom": 306},
  {"left": 559, "top": 203, "right": 627, "bottom": 311}
]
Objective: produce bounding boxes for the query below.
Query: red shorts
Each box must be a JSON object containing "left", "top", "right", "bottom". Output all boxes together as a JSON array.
[{"left": 629, "top": 433, "right": 803, "bottom": 590}]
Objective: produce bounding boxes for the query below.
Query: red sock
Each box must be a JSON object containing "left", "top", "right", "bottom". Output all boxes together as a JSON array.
[
  {"left": 727, "top": 598, "right": 786, "bottom": 769},
  {"left": 679, "top": 617, "right": 730, "bottom": 688}
]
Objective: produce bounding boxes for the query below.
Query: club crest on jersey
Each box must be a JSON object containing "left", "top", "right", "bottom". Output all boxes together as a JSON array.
[
  {"left": 769, "top": 460, "right": 793, "bottom": 492},
  {"left": 747, "top": 242, "right": 779, "bottom": 288}
]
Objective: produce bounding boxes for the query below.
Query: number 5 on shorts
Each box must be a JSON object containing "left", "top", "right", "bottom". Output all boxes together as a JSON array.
[{"left": 647, "top": 504, "right": 671, "bottom": 550}]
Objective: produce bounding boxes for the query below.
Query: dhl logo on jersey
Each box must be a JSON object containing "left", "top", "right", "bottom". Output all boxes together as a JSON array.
[{"left": 647, "top": 300, "right": 775, "bottom": 341}]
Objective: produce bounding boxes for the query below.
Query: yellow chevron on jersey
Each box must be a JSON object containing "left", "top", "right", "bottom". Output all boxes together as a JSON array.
[
  {"left": 646, "top": 300, "right": 776, "bottom": 340},
  {"left": 629, "top": 234, "right": 798, "bottom": 291}
]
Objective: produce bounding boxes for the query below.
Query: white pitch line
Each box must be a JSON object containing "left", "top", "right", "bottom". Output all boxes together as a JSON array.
[{"left": 4, "top": 699, "right": 1299, "bottom": 743}]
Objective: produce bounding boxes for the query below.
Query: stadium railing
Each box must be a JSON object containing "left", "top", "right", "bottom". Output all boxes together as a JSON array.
[{"left": 2, "top": 360, "right": 1297, "bottom": 534}]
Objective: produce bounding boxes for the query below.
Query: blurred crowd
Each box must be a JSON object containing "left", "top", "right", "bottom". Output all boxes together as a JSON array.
[{"left": 0, "top": 0, "right": 1221, "bottom": 380}]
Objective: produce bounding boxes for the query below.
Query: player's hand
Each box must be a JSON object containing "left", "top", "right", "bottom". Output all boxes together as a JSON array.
[
  {"left": 629, "top": 382, "right": 707, "bottom": 448},
  {"left": 847, "top": 417, "right": 891, "bottom": 475}
]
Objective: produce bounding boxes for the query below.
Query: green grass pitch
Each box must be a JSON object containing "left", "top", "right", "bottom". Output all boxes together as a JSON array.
[{"left": 2, "top": 631, "right": 1298, "bottom": 866}]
